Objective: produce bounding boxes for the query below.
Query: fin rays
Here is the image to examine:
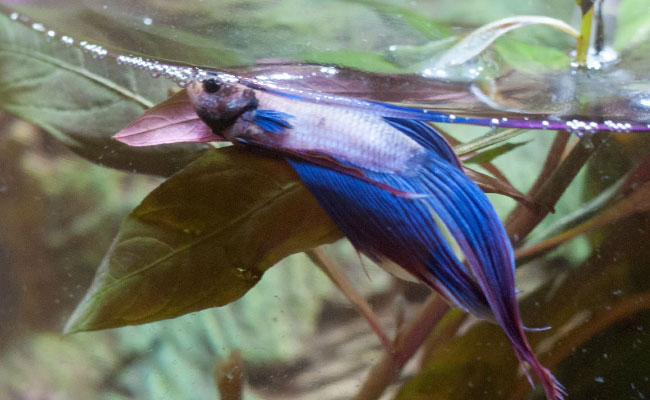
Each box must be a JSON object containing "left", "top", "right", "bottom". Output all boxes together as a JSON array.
[{"left": 286, "top": 118, "right": 565, "bottom": 399}]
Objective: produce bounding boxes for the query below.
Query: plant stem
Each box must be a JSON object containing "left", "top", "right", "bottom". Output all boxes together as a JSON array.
[
  {"left": 215, "top": 350, "right": 244, "bottom": 400},
  {"left": 352, "top": 294, "right": 449, "bottom": 400},
  {"left": 506, "top": 133, "right": 608, "bottom": 247},
  {"left": 575, "top": 0, "right": 595, "bottom": 65},
  {"left": 515, "top": 182, "right": 650, "bottom": 260},
  {"left": 508, "top": 290, "right": 650, "bottom": 400},
  {"left": 306, "top": 247, "right": 394, "bottom": 351},
  {"left": 529, "top": 132, "right": 572, "bottom": 198}
]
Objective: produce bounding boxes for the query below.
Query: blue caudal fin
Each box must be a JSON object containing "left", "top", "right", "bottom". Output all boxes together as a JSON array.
[
  {"left": 254, "top": 109, "right": 295, "bottom": 134},
  {"left": 287, "top": 118, "right": 565, "bottom": 400}
]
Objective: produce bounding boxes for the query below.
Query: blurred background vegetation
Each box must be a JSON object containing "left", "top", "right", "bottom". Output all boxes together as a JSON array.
[{"left": 2, "top": 0, "right": 650, "bottom": 399}]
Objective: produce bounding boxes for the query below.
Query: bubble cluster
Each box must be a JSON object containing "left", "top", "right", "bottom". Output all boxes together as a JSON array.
[
  {"left": 8, "top": 11, "right": 111, "bottom": 59},
  {"left": 603, "top": 120, "right": 632, "bottom": 133},
  {"left": 116, "top": 55, "right": 207, "bottom": 85},
  {"left": 319, "top": 66, "right": 337, "bottom": 75},
  {"left": 79, "top": 41, "right": 108, "bottom": 59},
  {"left": 61, "top": 36, "right": 75, "bottom": 46},
  {"left": 7, "top": 10, "right": 209, "bottom": 86},
  {"left": 565, "top": 119, "right": 600, "bottom": 137}
]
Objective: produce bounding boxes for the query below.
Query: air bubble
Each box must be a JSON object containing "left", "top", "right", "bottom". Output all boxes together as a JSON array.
[
  {"left": 6, "top": 13, "right": 221, "bottom": 88},
  {"left": 61, "top": 36, "right": 74, "bottom": 46}
]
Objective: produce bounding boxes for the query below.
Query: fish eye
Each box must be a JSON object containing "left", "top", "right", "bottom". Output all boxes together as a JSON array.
[{"left": 203, "top": 78, "right": 222, "bottom": 93}]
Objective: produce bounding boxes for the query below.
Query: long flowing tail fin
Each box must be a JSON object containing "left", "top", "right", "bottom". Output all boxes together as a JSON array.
[{"left": 287, "top": 118, "right": 564, "bottom": 399}]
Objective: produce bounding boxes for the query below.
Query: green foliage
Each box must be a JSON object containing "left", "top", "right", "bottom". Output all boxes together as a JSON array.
[
  {"left": 65, "top": 147, "right": 341, "bottom": 332},
  {"left": 615, "top": 0, "right": 650, "bottom": 50},
  {"left": 495, "top": 39, "right": 571, "bottom": 74},
  {"left": 303, "top": 50, "right": 405, "bottom": 74},
  {"left": 465, "top": 141, "right": 531, "bottom": 164},
  {"left": 2, "top": 1, "right": 650, "bottom": 399},
  {"left": 0, "top": 12, "right": 206, "bottom": 176}
]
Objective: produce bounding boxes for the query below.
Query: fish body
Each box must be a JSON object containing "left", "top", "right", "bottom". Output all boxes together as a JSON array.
[
  {"left": 187, "top": 77, "right": 565, "bottom": 400},
  {"left": 190, "top": 81, "right": 426, "bottom": 174}
]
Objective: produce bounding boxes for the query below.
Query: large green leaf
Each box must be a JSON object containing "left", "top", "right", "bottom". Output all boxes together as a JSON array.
[
  {"left": 0, "top": 11, "right": 206, "bottom": 176},
  {"left": 65, "top": 146, "right": 342, "bottom": 332}
]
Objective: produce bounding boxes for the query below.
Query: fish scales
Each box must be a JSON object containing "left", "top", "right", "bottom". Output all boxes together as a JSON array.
[{"left": 256, "top": 91, "right": 425, "bottom": 173}]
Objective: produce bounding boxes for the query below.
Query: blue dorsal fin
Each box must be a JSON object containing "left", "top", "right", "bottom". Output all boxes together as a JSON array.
[
  {"left": 254, "top": 109, "right": 295, "bottom": 134},
  {"left": 383, "top": 117, "right": 461, "bottom": 168}
]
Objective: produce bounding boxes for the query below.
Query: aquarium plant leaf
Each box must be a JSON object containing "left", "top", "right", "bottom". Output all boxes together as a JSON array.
[
  {"left": 432, "top": 15, "right": 579, "bottom": 68},
  {"left": 113, "top": 89, "right": 221, "bottom": 146},
  {"left": 64, "top": 146, "right": 341, "bottom": 332},
  {"left": 515, "top": 181, "right": 650, "bottom": 260},
  {"left": 494, "top": 39, "right": 571, "bottom": 74},
  {"left": 517, "top": 152, "right": 650, "bottom": 260},
  {"left": 0, "top": 12, "right": 206, "bottom": 176},
  {"left": 465, "top": 141, "right": 531, "bottom": 164},
  {"left": 465, "top": 168, "right": 534, "bottom": 208}
]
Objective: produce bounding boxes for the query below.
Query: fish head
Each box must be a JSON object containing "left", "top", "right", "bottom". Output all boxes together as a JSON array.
[{"left": 187, "top": 78, "right": 259, "bottom": 132}]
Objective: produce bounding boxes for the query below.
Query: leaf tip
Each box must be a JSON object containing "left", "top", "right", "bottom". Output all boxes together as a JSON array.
[{"left": 63, "top": 300, "right": 94, "bottom": 334}]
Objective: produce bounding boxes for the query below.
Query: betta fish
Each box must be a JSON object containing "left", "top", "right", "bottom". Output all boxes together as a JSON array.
[{"left": 186, "top": 75, "right": 565, "bottom": 400}]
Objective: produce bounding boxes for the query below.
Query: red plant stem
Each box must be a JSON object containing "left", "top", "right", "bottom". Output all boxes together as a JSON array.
[
  {"left": 306, "top": 247, "right": 394, "bottom": 351},
  {"left": 514, "top": 181, "right": 650, "bottom": 260},
  {"left": 352, "top": 294, "right": 450, "bottom": 400},
  {"left": 508, "top": 290, "right": 650, "bottom": 400},
  {"left": 506, "top": 133, "right": 607, "bottom": 247},
  {"left": 215, "top": 350, "right": 244, "bottom": 400},
  {"left": 530, "top": 132, "right": 572, "bottom": 198}
]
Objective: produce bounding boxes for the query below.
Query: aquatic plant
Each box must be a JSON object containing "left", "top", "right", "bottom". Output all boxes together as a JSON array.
[{"left": 2, "top": 1, "right": 650, "bottom": 399}]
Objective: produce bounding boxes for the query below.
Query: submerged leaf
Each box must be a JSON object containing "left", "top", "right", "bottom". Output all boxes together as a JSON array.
[
  {"left": 432, "top": 15, "right": 579, "bottom": 68},
  {"left": 65, "top": 146, "right": 341, "bottom": 332},
  {"left": 465, "top": 168, "right": 535, "bottom": 208},
  {"left": 465, "top": 141, "right": 530, "bottom": 164},
  {"left": 495, "top": 39, "right": 571, "bottom": 74},
  {"left": 0, "top": 12, "right": 206, "bottom": 176},
  {"left": 113, "top": 89, "right": 220, "bottom": 146},
  {"left": 515, "top": 182, "right": 650, "bottom": 260},
  {"left": 454, "top": 128, "right": 531, "bottom": 156}
]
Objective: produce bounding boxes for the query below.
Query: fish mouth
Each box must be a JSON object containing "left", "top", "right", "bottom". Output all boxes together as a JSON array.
[{"left": 186, "top": 80, "right": 202, "bottom": 100}]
